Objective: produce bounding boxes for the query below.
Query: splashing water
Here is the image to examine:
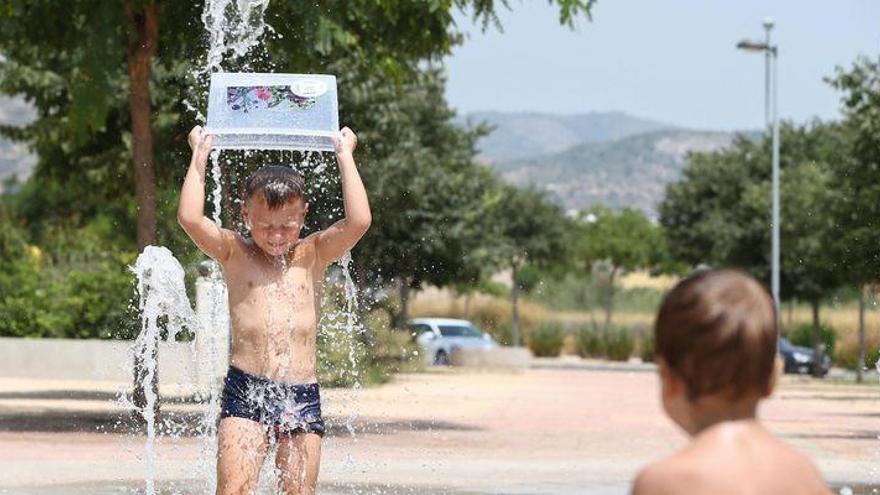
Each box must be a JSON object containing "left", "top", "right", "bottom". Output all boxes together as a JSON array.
[
  {"left": 203, "top": 0, "right": 272, "bottom": 74},
  {"left": 128, "top": 246, "right": 201, "bottom": 495},
  {"left": 185, "top": 0, "right": 273, "bottom": 121}
]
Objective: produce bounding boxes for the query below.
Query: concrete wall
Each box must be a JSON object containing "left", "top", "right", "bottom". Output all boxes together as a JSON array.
[
  {"left": 449, "top": 347, "right": 533, "bottom": 369},
  {"left": 0, "top": 337, "right": 206, "bottom": 385},
  {"left": 0, "top": 276, "right": 232, "bottom": 394}
]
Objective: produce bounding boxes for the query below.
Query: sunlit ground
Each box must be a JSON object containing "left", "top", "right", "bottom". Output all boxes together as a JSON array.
[{"left": 0, "top": 364, "right": 877, "bottom": 494}]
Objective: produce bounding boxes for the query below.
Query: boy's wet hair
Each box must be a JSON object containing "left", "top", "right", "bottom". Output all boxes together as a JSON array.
[
  {"left": 244, "top": 166, "right": 306, "bottom": 209},
  {"left": 654, "top": 269, "right": 777, "bottom": 401}
]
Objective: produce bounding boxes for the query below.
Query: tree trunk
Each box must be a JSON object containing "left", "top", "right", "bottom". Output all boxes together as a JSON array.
[
  {"left": 511, "top": 263, "right": 520, "bottom": 347},
  {"left": 127, "top": 1, "right": 159, "bottom": 421},
  {"left": 395, "top": 278, "right": 411, "bottom": 328},
  {"left": 857, "top": 286, "right": 866, "bottom": 383},
  {"left": 811, "top": 299, "right": 824, "bottom": 378},
  {"left": 604, "top": 266, "right": 618, "bottom": 329},
  {"left": 128, "top": 2, "right": 158, "bottom": 250},
  {"left": 464, "top": 292, "right": 472, "bottom": 320}
]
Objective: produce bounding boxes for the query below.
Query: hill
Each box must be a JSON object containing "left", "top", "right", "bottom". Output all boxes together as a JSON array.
[
  {"left": 461, "top": 110, "right": 674, "bottom": 163},
  {"left": 491, "top": 129, "right": 738, "bottom": 217}
]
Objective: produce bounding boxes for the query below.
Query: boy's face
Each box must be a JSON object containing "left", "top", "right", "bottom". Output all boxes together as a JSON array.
[{"left": 242, "top": 195, "right": 309, "bottom": 258}]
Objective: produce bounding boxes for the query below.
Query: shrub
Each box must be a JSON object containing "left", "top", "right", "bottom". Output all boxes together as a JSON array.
[
  {"left": 785, "top": 322, "right": 836, "bottom": 358},
  {"left": 528, "top": 323, "right": 566, "bottom": 357},
  {"left": 833, "top": 339, "right": 880, "bottom": 371},
  {"left": 604, "top": 327, "right": 634, "bottom": 361},
  {"left": 0, "top": 217, "right": 139, "bottom": 340},
  {"left": 574, "top": 325, "right": 603, "bottom": 358},
  {"left": 574, "top": 323, "right": 635, "bottom": 361},
  {"left": 638, "top": 331, "right": 655, "bottom": 363}
]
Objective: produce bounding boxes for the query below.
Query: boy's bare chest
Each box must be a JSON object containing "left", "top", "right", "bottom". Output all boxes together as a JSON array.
[{"left": 228, "top": 260, "right": 317, "bottom": 303}]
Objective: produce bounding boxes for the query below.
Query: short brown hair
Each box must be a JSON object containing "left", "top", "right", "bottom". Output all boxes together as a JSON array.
[
  {"left": 244, "top": 166, "right": 305, "bottom": 209},
  {"left": 654, "top": 269, "right": 777, "bottom": 401}
]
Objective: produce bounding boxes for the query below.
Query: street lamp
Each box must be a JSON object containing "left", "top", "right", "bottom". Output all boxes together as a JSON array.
[{"left": 737, "top": 19, "right": 781, "bottom": 328}]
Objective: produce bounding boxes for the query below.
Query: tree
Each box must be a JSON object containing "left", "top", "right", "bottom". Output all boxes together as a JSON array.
[
  {"left": 660, "top": 121, "right": 850, "bottom": 375},
  {"left": 336, "top": 68, "right": 499, "bottom": 327},
  {"left": 827, "top": 55, "right": 880, "bottom": 381},
  {"left": 482, "top": 185, "right": 572, "bottom": 347},
  {"left": 575, "top": 205, "right": 666, "bottom": 328}
]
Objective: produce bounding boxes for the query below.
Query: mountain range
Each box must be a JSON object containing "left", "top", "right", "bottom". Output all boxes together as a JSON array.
[{"left": 464, "top": 111, "right": 745, "bottom": 217}]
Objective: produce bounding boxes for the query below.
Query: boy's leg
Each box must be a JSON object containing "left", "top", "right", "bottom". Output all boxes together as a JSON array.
[
  {"left": 216, "top": 417, "right": 270, "bottom": 495},
  {"left": 274, "top": 432, "right": 322, "bottom": 495}
]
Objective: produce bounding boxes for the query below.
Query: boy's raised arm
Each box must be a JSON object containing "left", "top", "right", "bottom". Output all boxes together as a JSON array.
[
  {"left": 314, "top": 127, "right": 372, "bottom": 266},
  {"left": 177, "top": 125, "right": 234, "bottom": 262}
]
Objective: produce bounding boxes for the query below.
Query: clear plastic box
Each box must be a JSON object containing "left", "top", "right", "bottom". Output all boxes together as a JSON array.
[{"left": 205, "top": 72, "right": 339, "bottom": 151}]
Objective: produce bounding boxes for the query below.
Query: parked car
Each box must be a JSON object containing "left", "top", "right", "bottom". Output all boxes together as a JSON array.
[
  {"left": 407, "top": 318, "right": 499, "bottom": 365},
  {"left": 779, "top": 337, "right": 831, "bottom": 376}
]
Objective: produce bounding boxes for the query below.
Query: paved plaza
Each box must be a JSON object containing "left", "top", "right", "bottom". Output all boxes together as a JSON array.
[{"left": 0, "top": 359, "right": 877, "bottom": 494}]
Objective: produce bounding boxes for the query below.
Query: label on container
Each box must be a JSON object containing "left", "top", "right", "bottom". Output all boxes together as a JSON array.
[{"left": 227, "top": 82, "right": 326, "bottom": 113}]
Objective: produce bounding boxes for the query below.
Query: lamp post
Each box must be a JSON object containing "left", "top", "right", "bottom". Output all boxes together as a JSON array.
[{"left": 737, "top": 19, "right": 781, "bottom": 329}]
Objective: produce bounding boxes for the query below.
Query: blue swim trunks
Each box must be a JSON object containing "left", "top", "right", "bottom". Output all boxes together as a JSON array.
[{"left": 219, "top": 365, "right": 326, "bottom": 437}]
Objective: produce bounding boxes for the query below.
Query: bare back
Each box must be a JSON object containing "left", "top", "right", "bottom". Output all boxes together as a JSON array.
[
  {"left": 219, "top": 232, "right": 324, "bottom": 384},
  {"left": 634, "top": 421, "right": 832, "bottom": 495}
]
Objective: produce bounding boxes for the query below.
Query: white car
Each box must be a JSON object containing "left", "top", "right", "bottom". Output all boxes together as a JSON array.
[{"left": 407, "top": 318, "right": 499, "bottom": 365}]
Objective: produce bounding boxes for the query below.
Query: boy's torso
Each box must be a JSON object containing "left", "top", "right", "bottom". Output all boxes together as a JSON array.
[{"left": 220, "top": 233, "right": 324, "bottom": 384}]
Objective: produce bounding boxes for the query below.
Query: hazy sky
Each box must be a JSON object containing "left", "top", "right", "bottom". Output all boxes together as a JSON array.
[{"left": 445, "top": 1, "right": 880, "bottom": 130}]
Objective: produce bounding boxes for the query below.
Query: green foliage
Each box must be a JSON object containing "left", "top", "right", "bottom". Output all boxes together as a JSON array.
[
  {"left": 603, "top": 327, "right": 634, "bottom": 361},
  {"left": 574, "top": 325, "right": 603, "bottom": 358},
  {"left": 0, "top": 217, "right": 41, "bottom": 336},
  {"left": 479, "top": 184, "right": 573, "bottom": 345},
  {"left": 660, "top": 122, "right": 849, "bottom": 303},
  {"left": 484, "top": 185, "right": 573, "bottom": 273},
  {"left": 638, "top": 330, "right": 655, "bottom": 363},
  {"left": 826, "top": 56, "right": 880, "bottom": 285},
  {"left": 576, "top": 205, "right": 665, "bottom": 273},
  {"left": 527, "top": 323, "right": 566, "bottom": 357},
  {"left": 346, "top": 68, "right": 498, "bottom": 300},
  {"left": 574, "top": 324, "right": 635, "bottom": 361},
  {"left": 785, "top": 322, "right": 837, "bottom": 359},
  {"left": 0, "top": 215, "right": 136, "bottom": 339},
  {"left": 572, "top": 205, "right": 672, "bottom": 326}
]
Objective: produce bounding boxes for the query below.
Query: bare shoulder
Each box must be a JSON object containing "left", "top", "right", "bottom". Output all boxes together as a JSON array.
[
  {"left": 214, "top": 228, "right": 244, "bottom": 266},
  {"left": 782, "top": 445, "right": 833, "bottom": 494},
  {"left": 291, "top": 233, "right": 321, "bottom": 266},
  {"left": 632, "top": 458, "right": 699, "bottom": 495}
]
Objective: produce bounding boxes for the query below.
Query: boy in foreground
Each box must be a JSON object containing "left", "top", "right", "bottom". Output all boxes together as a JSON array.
[
  {"left": 178, "top": 125, "right": 371, "bottom": 495},
  {"left": 633, "top": 269, "right": 832, "bottom": 495}
]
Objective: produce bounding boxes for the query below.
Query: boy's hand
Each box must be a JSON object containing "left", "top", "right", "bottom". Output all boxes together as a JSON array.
[
  {"left": 334, "top": 127, "right": 357, "bottom": 156},
  {"left": 188, "top": 125, "right": 214, "bottom": 162}
]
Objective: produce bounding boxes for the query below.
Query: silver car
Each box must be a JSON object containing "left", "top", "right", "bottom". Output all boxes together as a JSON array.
[{"left": 408, "top": 318, "right": 499, "bottom": 365}]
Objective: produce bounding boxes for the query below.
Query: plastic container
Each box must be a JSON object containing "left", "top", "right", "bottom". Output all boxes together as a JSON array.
[{"left": 205, "top": 72, "right": 338, "bottom": 151}]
